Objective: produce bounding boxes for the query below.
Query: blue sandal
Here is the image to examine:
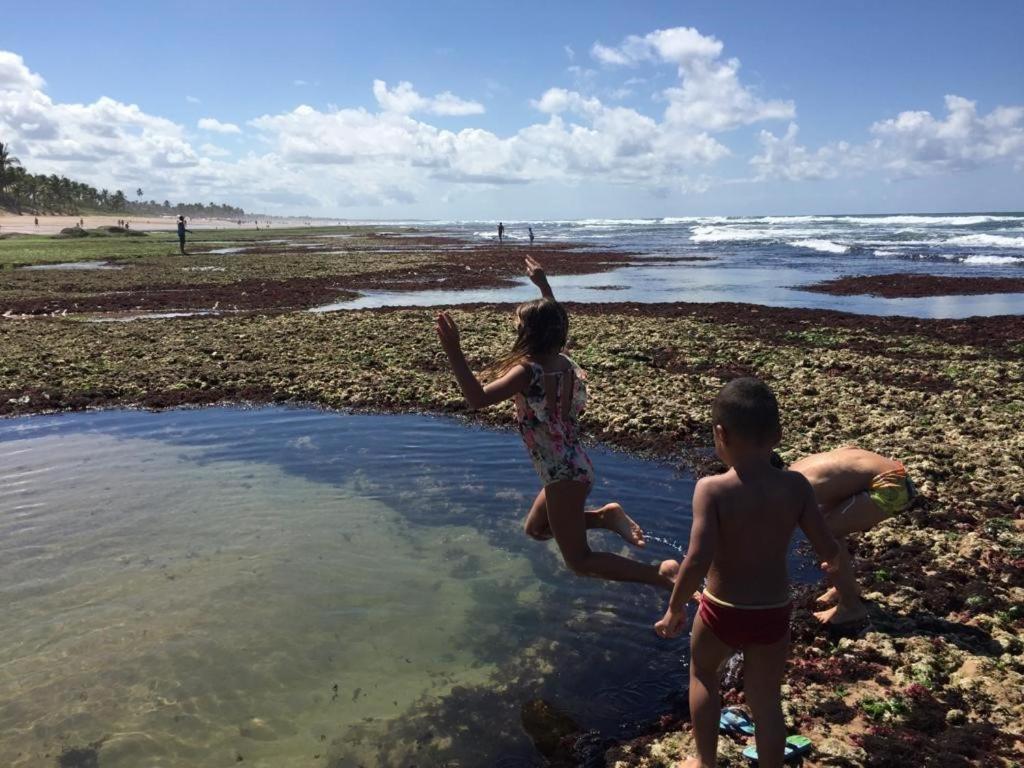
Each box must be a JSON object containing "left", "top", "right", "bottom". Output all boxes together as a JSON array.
[
  {"left": 742, "top": 735, "right": 812, "bottom": 763},
  {"left": 719, "top": 707, "right": 756, "bottom": 736}
]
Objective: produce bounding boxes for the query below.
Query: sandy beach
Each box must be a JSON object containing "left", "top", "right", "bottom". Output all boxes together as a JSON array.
[{"left": 0, "top": 213, "right": 257, "bottom": 236}]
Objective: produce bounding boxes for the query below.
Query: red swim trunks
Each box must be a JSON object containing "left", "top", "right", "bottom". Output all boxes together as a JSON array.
[{"left": 698, "top": 592, "right": 793, "bottom": 649}]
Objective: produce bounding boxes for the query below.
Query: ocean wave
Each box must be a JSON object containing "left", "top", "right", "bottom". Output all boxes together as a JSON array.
[
  {"left": 661, "top": 216, "right": 728, "bottom": 225},
  {"left": 961, "top": 254, "right": 1024, "bottom": 266},
  {"left": 690, "top": 225, "right": 825, "bottom": 242},
  {"left": 789, "top": 239, "right": 851, "bottom": 254},
  {"left": 841, "top": 215, "right": 1023, "bottom": 226},
  {"left": 574, "top": 218, "right": 658, "bottom": 227},
  {"left": 873, "top": 249, "right": 901, "bottom": 257},
  {"left": 945, "top": 234, "right": 1024, "bottom": 248}
]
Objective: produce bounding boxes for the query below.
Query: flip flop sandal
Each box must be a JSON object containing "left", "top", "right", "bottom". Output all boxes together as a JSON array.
[
  {"left": 742, "top": 734, "right": 812, "bottom": 763},
  {"left": 719, "top": 707, "right": 755, "bottom": 736}
]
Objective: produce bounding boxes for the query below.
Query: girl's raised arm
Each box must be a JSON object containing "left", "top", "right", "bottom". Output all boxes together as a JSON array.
[
  {"left": 525, "top": 256, "right": 554, "bottom": 300},
  {"left": 436, "top": 311, "right": 530, "bottom": 410}
]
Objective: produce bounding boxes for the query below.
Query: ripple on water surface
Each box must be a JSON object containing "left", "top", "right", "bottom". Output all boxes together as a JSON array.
[{"left": 0, "top": 408, "right": 817, "bottom": 766}]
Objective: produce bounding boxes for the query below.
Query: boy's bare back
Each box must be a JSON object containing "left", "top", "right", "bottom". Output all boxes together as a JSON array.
[
  {"left": 789, "top": 447, "right": 900, "bottom": 508},
  {"left": 701, "top": 466, "right": 821, "bottom": 607}
]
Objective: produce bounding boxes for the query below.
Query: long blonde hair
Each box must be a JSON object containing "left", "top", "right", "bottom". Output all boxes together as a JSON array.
[{"left": 482, "top": 298, "right": 569, "bottom": 381}]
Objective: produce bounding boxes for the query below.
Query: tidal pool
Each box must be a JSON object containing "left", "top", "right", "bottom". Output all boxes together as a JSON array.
[{"left": 0, "top": 408, "right": 818, "bottom": 767}]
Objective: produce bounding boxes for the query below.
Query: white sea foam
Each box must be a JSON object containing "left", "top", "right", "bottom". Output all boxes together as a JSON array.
[
  {"left": 789, "top": 239, "right": 850, "bottom": 254},
  {"left": 961, "top": 254, "right": 1024, "bottom": 266},
  {"left": 873, "top": 249, "right": 901, "bottom": 257},
  {"left": 690, "top": 225, "right": 823, "bottom": 242},
  {"left": 945, "top": 234, "right": 1024, "bottom": 248},
  {"left": 574, "top": 218, "right": 657, "bottom": 226}
]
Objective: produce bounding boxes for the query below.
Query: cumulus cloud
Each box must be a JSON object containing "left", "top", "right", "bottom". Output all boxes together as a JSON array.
[
  {"left": 198, "top": 117, "right": 241, "bottom": 134},
  {"left": 3, "top": 42, "right": 1020, "bottom": 215},
  {"left": 869, "top": 95, "right": 1024, "bottom": 176},
  {"left": 591, "top": 26, "right": 794, "bottom": 131},
  {"left": 372, "top": 80, "right": 485, "bottom": 116},
  {"left": 751, "top": 123, "right": 841, "bottom": 181},
  {"left": 752, "top": 96, "right": 1024, "bottom": 181}
]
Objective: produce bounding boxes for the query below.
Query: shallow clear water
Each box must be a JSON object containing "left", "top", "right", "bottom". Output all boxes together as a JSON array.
[
  {"left": 0, "top": 407, "right": 819, "bottom": 767},
  {"left": 321, "top": 214, "right": 1024, "bottom": 318}
]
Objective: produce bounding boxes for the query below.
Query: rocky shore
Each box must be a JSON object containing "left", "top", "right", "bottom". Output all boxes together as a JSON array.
[
  {"left": 1, "top": 228, "right": 1021, "bottom": 766},
  {"left": 800, "top": 273, "right": 1024, "bottom": 299}
]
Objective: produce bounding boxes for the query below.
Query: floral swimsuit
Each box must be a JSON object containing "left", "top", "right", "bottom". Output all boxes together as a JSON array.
[{"left": 513, "top": 355, "right": 595, "bottom": 487}]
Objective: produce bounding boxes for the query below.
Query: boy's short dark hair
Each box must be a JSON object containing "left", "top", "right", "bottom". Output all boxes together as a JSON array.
[{"left": 712, "top": 377, "right": 781, "bottom": 444}]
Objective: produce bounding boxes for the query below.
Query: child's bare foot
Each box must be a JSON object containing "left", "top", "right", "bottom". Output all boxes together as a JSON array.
[
  {"left": 814, "top": 601, "right": 868, "bottom": 625},
  {"left": 680, "top": 757, "right": 708, "bottom": 768},
  {"left": 597, "top": 502, "right": 646, "bottom": 547},
  {"left": 816, "top": 586, "right": 839, "bottom": 604}
]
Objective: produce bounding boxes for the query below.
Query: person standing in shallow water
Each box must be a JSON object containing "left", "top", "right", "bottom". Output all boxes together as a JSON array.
[
  {"left": 498, "top": 221, "right": 505, "bottom": 243},
  {"left": 176, "top": 215, "right": 192, "bottom": 254},
  {"left": 528, "top": 226, "right": 535, "bottom": 245}
]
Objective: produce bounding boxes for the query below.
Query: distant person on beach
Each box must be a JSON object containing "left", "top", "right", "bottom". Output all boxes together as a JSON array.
[
  {"left": 176, "top": 215, "right": 193, "bottom": 254},
  {"left": 655, "top": 378, "right": 854, "bottom": 768},
  {"left": 34, "top": 216, "right": 39, "bottom": 226},
  {"left": 436, "top": 255, "right": 679, "bottom": 592},
  {"left": 498, "top": 222, "right": 504, "bottom": 243},
  {"left": 529, "top": 226, "right": 535, "bottom": 245},
  {"left": 782, "top": 447, "right": 918, "bottom": 625}
]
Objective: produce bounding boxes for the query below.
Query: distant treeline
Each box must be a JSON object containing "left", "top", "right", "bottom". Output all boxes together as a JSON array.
[{"left": 0, "top": 140, "right": 246, "bottom": 218}]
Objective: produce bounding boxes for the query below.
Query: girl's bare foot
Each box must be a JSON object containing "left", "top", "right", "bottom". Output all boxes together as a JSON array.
[
  {"left": 816, "top": 586, "right": 839, "bottom": 604},
  {"left": 814, "top": 601, "right": 868, "bottom": 625},
  {"left": 597, "top": 502, "right": 646, "bottom": 547},
  {"left": 680, "top": 757, "right": 707, "bottom": 768}
]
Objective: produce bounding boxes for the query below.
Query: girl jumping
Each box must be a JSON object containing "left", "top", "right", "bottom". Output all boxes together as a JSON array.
[{"left": 436, "top": 256, "right": 679, "bottom": 590}]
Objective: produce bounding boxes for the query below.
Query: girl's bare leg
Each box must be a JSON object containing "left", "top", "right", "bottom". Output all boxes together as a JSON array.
[
  {"left": 523, "top": 488, "right": 646, "bottom": 546},
  {"left": 543, "top": 480, "right": 676, "bottom": 588}
]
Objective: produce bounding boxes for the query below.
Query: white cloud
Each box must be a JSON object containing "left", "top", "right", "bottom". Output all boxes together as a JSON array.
[
  {"left": 372, "top": 80, "right": 485, "bottom": 116},
  {"left": 564, "top": 45, "right": 575, "bottom": 61},
  {"left": 294, "top": 79, "right": 308, "bottom": 87},
  {"left": 0, "top": 51, "right": 45, "bottom": 91},
  {"left": 198, "top": 117, "right": 241, "bottom": 134},
  {"left": 591, "top": 26, "right": 794, "bottom": 131},
  {"left": 185, "top": 94, "right": 200, "bottom": 104},
  {"left": 3, "top": 44, "right": 1020, "bottom": 216},
  {"left": 753, "top": 97, "right": 1024, "bottom": 182},
  {"left": 200, "top": 143, "right": 231, "bottom": 158},
  {"left": 751, "top": 123, "right": 840, "bottom": 181},
  {"left": 870, "top": 95, "right": 1024, "bottom": 176}
]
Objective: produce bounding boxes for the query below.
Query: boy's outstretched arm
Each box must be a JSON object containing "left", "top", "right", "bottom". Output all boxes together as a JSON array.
[
  {"left": 525, "top": 256, "right": 554, "bottom": 300},
  {"left": 436, "top": 311, "right": 530, "bottom": 409},
  {"left": 655, "top": 478, "right": 718, "bottom": 638}
]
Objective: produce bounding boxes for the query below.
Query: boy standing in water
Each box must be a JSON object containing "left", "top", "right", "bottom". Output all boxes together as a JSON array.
[{"left": 655, "top": 378, "right": 856, "bottom": 768}]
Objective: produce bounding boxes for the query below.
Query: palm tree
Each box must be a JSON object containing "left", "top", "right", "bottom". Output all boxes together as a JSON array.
[{"left": 0, "top": 140, "right": 22, "bottom": 197}]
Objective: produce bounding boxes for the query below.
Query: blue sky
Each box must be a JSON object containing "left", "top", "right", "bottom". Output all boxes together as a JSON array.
[{"left": 2, "top": 1, "right": 1022, "bottom": 217}]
